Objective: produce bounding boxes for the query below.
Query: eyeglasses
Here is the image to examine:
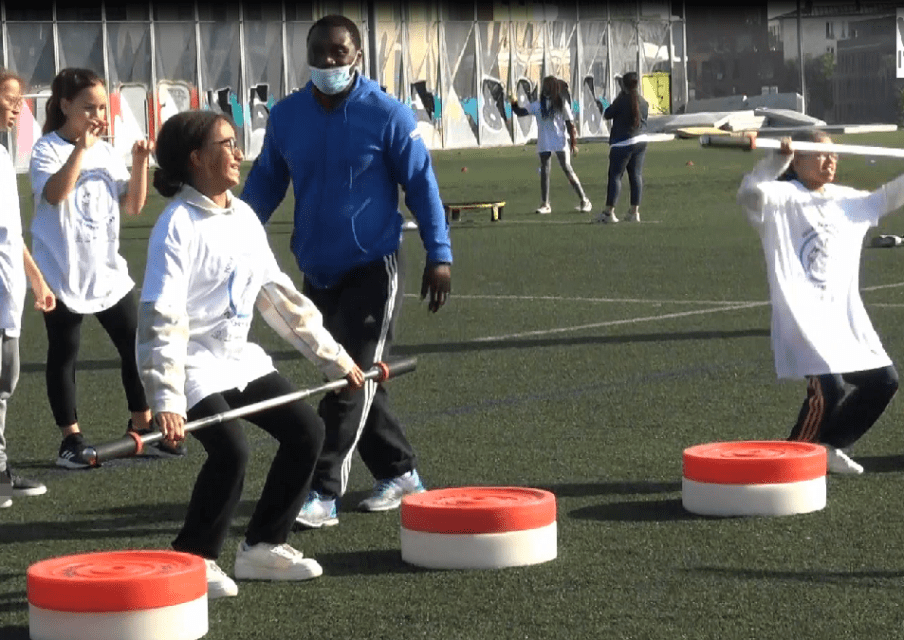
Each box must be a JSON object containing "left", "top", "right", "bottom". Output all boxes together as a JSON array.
[
  {"left": 0, "top": 95, "right": 23, "bottom": 109},
  {"left": 209, "top": 138, "right": 238, "bottom": 152}
]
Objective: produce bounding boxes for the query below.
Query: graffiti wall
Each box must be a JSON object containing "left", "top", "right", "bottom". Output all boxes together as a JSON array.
[{"left": 2, "top": 10, "right": 686, "bottom": 167}]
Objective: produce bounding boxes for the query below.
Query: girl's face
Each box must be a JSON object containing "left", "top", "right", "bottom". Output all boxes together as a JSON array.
[
  {"left": 792, "top": 136, "right": 837, "bottom": 190},
  {"left": 0, "top": 79, "right": 22, "bottom": 132},
  {"left": 61, "top": 82, "right": 107, "bottom": 136},
  {"left": 191, "top": 118, "right": 243, "bottom": 194}
]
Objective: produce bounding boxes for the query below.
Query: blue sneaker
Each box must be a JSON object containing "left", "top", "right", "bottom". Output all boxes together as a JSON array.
[
  {"left": 358, "top": 470, "right": 426, "bottom": 512},
  {"left": 295, "top": 491, "right": 338, "bottom": 529}
]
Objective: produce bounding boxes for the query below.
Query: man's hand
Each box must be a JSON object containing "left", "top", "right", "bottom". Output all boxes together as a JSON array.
[{"left": 420, "top": 262, "right": 451, "bottom": 313}]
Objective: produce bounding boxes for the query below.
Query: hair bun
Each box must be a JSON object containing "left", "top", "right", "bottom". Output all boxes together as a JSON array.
[{"left": 152, "top": 168, "right": 182, "bottom": 198}]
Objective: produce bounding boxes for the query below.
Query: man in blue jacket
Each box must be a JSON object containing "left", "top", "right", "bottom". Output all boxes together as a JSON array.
[{"left": 240, "top": 14, "right": 452, "bottom": 528}]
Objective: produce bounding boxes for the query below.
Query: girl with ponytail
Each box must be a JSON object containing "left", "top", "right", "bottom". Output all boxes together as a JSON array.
[
  {"left": 511, "top": 75, "right": 591, "bottom": 215},
  {"left": 138, "top": 110, "right": 363, "bottom": 595},
  {"left": 28, "top": 67, "right": 162, "bottom": 468},
  {"left": 595, "top": 71, "right": 649, "bottom": 223}
]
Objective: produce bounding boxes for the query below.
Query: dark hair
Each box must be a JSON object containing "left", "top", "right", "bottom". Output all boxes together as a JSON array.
[
  {"left": 44, "top": 68, "right": 103, "bottom": 134},
  {"left": 778, "top": 128, "right": 832, "bottom": 182},
  {"left": 539, "top": 76, "right": 567, "bottom": 119},
  {"left": 153, "top": 111, "right": 233, "bottom": 198},
  {"left": 307, "top": 15, "right": 362, "bottom": 50},
  {"left": 622, "top": 72, "right": 641, "bottom": 129}
]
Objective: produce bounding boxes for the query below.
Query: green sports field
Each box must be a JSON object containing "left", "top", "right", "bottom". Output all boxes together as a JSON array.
[{"left": 4, "top": 132, "right": 904, "bottom": 639}]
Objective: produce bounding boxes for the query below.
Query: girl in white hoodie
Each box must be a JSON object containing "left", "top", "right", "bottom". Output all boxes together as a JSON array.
[{"left": 138, "top": 110, "right": 364, "bottom": 598}]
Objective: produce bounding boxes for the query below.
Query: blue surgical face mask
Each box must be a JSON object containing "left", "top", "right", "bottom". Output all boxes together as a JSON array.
[{"left": 310, "top": 63, "right": 356, "bottom": 95}]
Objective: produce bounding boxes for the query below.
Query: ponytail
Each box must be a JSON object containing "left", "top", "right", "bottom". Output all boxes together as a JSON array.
[{"left": 622, "top": 72, "right": 641, "bottom": 129}]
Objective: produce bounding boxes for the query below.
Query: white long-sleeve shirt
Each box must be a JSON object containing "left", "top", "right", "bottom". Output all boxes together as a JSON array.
[
  {"left": 0, "top": 145, "right": 25, "bottom": 336},
  {"left": 137, "top": 185, "right": 355, "bottom": 416},
  {"left": 737, "top": 152, "right": 904, "bottom": 379}
]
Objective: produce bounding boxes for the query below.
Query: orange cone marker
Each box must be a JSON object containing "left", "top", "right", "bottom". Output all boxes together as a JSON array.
[
  {"left": 682, "top": 441, "right": 827, "bottom": 516},
  {"left": 400, "top": 487, "right": 557, "bottom": 569},
  {"left": 28, "top": 550, "right": 208, "bottom": 640}
]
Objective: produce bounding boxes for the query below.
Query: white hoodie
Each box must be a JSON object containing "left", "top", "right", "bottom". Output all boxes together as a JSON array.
[{"left": 137, "top": 185, "right": 355, "bottom": 416}]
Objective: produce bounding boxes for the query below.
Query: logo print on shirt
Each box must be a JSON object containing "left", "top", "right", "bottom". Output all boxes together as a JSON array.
[
  {"left": 73, "top": 168, "right": 119, "bottom": 243},
  {"left": 798, "top": 229, "right": 831, "bottom": 287}
]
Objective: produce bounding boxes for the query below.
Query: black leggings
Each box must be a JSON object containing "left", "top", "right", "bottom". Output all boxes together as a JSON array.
[
  {"left": 173, "top": 371, "right": 325, "bottom": 560},
  {"left": 42, "top": 292, "right": 148, "bottom": 428},
  {"left": 789, "top": 365, "right": 899, "bottom": 449}
]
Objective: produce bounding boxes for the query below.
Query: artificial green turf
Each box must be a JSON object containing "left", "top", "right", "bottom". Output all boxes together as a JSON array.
[{"left": 4, "top": 133, "right": 904, "bottom": 639}]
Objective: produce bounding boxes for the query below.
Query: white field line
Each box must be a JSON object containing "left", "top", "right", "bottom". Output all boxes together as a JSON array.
[
  {"left": 402, "top": 293, "right": 759, "bottom": 305},
  {"left": 458, "top": 280, "right": 904, "bottom": 343},
  {"left": 472, "top": 302, "right": 766, "bottom": 342}
]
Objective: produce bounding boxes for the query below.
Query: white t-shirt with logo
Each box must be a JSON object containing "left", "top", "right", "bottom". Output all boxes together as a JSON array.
[
  {"left": 0, "top": 145, "right": 25, "bottom": 336},
  {"left": 527, "top": 100, "right": 574, "bottom": 154},
  {"left": 738, "top": 153, "right": 904, "bottom": 379},
  {"left": 29, "top": 132, "right": 133, "bottom": 314}
]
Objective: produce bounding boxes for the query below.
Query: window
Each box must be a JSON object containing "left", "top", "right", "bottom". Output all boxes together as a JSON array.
[{"left": 826, "top": 21, "right": 834, "bottom": 39}]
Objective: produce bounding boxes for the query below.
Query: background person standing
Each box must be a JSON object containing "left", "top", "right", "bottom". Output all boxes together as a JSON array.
[
  {"left": 240, "top": 15, "right": 452, "bottom": 528},
  {"left": 595, "top": 71, "right": 649, "bottom": 224}
]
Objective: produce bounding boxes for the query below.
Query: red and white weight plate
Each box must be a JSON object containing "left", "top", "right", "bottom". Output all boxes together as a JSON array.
[
  {"left": 682, "top": 441, "right": 827, "bottom": 517},
  {"left": 28, "top": 550, "right": 208, "bottom": 640},
  {"left": 400, "top": 486, "right": 557, "bottom": 569}
]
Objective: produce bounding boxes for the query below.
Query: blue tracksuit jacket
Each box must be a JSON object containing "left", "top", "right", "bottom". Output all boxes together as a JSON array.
[{"left": 240, "top": 74, "right": 453, "bottom": 290}]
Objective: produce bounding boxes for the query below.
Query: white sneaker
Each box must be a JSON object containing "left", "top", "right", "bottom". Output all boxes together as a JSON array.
[
  {"left": 295, "top": 491, "right": 339, "bottom": 529},
  {"left": 576, "top": 199, "right": 593, "bottom": 213},
  {"left": 234, "top": 541, "right": 323, "bottom": 581},
  {"left": 358, "top": 470, "right": 426, "bottom": 512},
  {"left": 205, "top": 559, "right": 238, "bottom": 599},
  {"left": 593, "top": 211, "right": 618, "bottom": 224},
  {"left": 535, "top": 203, "right": 552, "bottom": 215},
  {"left": 624, "top": 211, "right": 641, "bottom": 222},
  {"left": 0, "top": 498, "right": 11, "bottom": 508},
  {"left": 823, "top": 445, "right": 864, "bottom": 475}
]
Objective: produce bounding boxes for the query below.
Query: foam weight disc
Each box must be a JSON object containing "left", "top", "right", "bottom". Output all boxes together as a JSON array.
[
  {"left": 28, "top": 550, "right": 207, "bottom": 640},
  {"left": 682, "top": 441, "right": 827, "bottom": 517},
  {"left": 400, "top": 487, "right": 557, "bottom": 569},
  {"left": 683, "top": 441, "right": 826, "bottom": 484}
]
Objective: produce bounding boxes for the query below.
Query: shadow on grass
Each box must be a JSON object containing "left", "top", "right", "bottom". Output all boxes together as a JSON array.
[
  {"left": 19, "top": 328, "right": 769, "bottom": 375},
  {"left": 858, "top": 454, "right": 904, "bottom": 473},
  {"left": 569, "top": 497, "right": 696, "bottom": 522},
  {"left": 315, "top": 549, "right": 425, "bottom": 577},
  {"left": 540, "top": 480, "right": 681, "bottom": 498},
  {"left": 0, "top": 591, "right": 27, "bottom": 614},
  {"left": 0, "top": 501, "right": 258, "bottom": 543},
  {"left": 684, "top": 566, "right": 904, "bottom": 583},
  {"left": 265, "top": 328, "right": 770, "bottom": 362},
  {"left": 0, "top": 627, "right": 28, "bottom": 640}
]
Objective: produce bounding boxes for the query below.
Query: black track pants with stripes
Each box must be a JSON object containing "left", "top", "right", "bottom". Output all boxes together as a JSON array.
[
  {"left": 303, "top": 252, "right": 417, "bottom": 498},
  {"left": 788, "top": 365, "right": 899, "bottom": 449}
]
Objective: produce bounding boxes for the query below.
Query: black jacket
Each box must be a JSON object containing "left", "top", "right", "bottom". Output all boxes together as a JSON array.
[{"left": 604, "top": 91, "right": 648, "bottom": 144}]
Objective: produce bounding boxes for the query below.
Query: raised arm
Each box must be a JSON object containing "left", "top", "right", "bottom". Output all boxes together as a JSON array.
[
  {"left": 240, "top": 110, "right": 291, "bottom": 225},
  {"left": 736, "top": 135, "right": 793, "bottom": 226},
  {"left": 121, "top": 140, "right": 154, "bottom": 217}
]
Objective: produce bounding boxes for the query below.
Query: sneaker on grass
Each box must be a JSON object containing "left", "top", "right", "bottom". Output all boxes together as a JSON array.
[
  {"left": 535, "top": 203, "right": 552, "bottom": 215},
  {"left": 823, "top": 445, "right": 864, "bottom": 475},
  {"left": 5, "top": 468, "right": 47, "bottom": 497},
  {"left": 358, "top": 469, "right": 426, "bottom": 512},
  {"left": 56, "top": 433, "right": 94, "bottom": 470},
  {"left": 576, "top": 199, "right": 593, "bottom": 213},
  {"left": 593, "top": 211, "right": 619, "bottom": 224},
  {"left": 204, "top": 559, "right": 238, "bottom": 599},
  {"left": 234, "top": 541, "right": 322, "bottom": 581},
  {"left": 295, "top": 491, "right": 338, "bottom": 529}
]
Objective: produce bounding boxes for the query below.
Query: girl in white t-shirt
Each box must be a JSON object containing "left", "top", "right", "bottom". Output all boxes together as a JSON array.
[
  {"left": 29, "top": 68, "right": 165, "bottom": 469},
  {"left": 511, "top": 76, "right": 591, "bottom": 215},
  {"left": 0, "top": 69, "right": 56, "bottom": 505},
  {"left": 737, "top": 129, "right": 904, "bottom": 474},
  {"left": 140, "top": 110, "right": 364, "bottom": 596}
]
